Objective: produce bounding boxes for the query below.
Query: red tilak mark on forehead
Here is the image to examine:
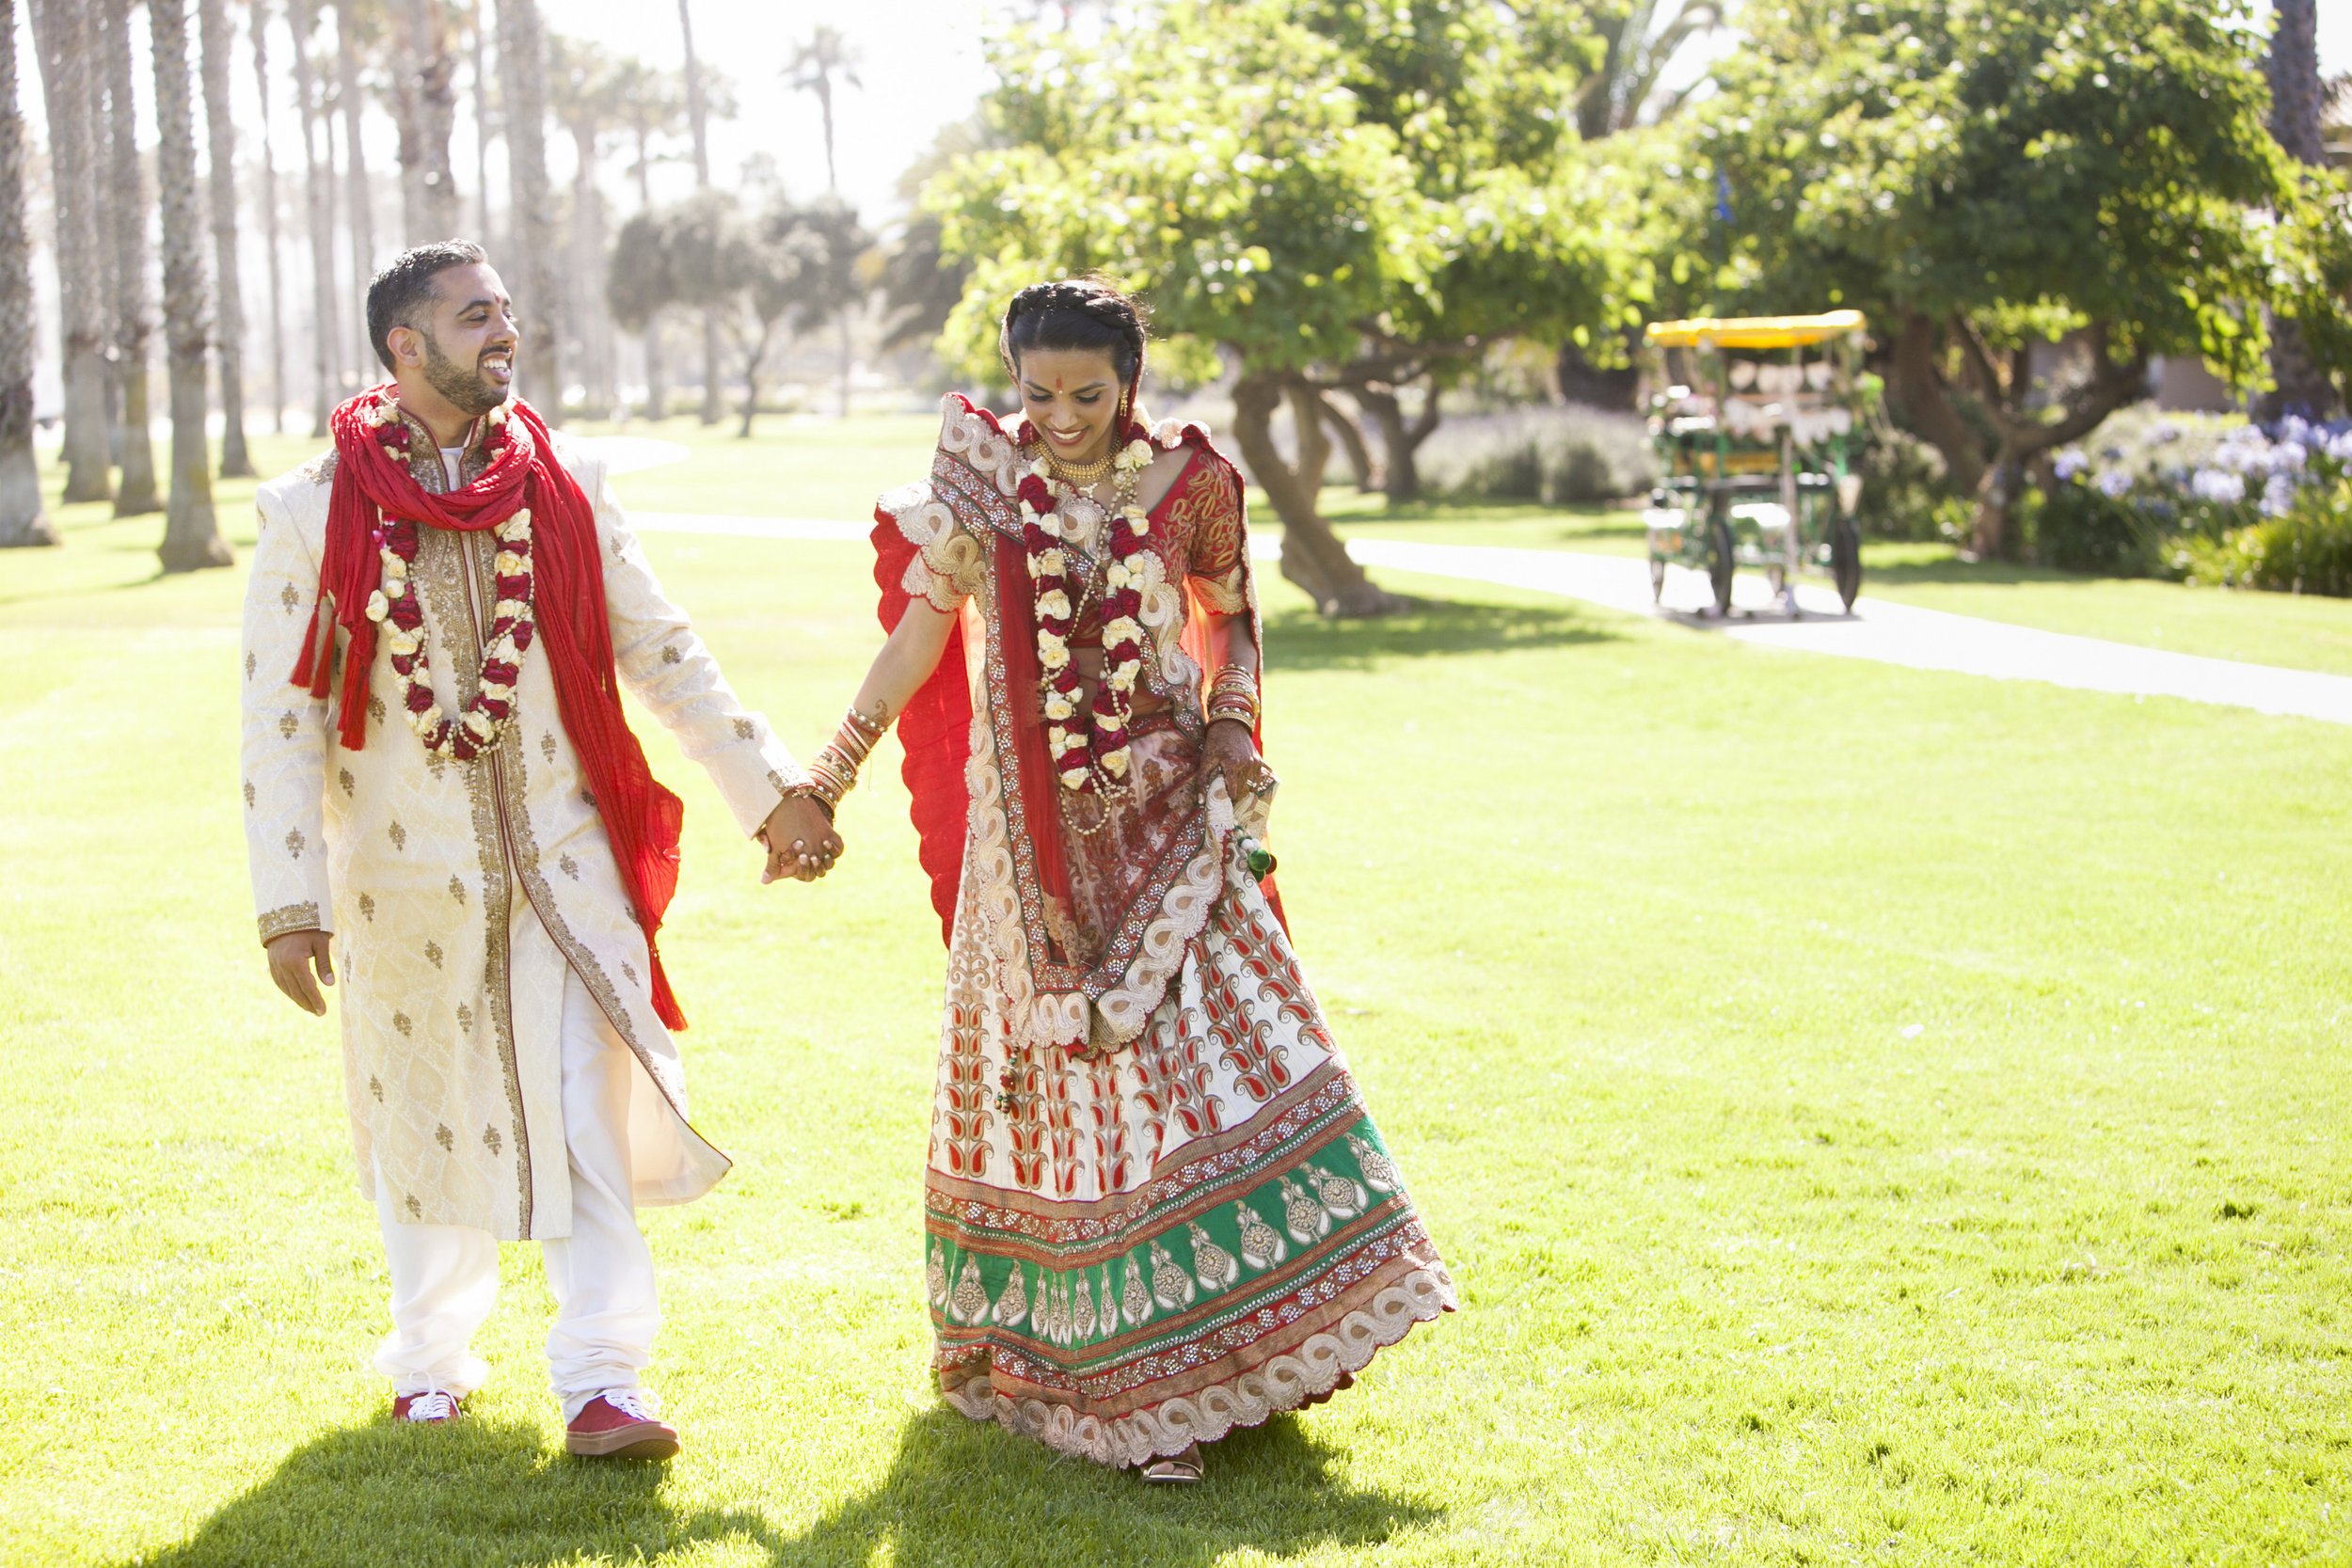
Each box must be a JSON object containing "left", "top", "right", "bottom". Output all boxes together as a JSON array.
[{"left": 1053, "top": 378, "right": 1066, "bottom": 392}]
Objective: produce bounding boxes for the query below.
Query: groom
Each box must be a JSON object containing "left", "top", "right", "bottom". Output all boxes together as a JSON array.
[{"left": 241, "top": 241, "right": 839, "bottom": 1458}]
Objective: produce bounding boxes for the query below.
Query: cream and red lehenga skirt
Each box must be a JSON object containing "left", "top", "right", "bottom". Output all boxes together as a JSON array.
[{"left": 921, "top": 725, "right": 1455, "bottom": 1467}]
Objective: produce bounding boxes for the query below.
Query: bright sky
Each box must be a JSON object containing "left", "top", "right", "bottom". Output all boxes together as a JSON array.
[{"left": 536, "top": 0, "right": 1004, "bottom": 225}]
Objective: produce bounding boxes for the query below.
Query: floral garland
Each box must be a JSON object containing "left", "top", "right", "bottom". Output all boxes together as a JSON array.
[
  {"left": 358, "top": 393, "right": 534, "bottom": 764},
  {"left": 1017, "top": 425, "right": 1156, "bottom": 792}
]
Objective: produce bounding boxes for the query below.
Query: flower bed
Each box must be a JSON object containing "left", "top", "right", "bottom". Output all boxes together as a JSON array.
[{"left": 2043, "top": 414, "right": 2352, "bottom": 594}]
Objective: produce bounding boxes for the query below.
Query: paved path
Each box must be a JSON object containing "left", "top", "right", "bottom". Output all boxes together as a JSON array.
[{"left": 616, "top": 502, "right": 2352, "bottom": 728}]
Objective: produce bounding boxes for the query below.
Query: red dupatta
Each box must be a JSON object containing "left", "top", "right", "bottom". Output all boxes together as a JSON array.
[{"left": 290, "top": 387, "right": 691, "bottom": 1028}]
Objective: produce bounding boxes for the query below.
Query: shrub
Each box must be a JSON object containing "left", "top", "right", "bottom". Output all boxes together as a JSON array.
[
  {"left": 1851, "top": 427, "right": 1966, "bottom": 542},
  {"left": 1416, "top": 406, "right": 1657, "bottom": 505},
  {"left": 2026, "top": 480, "right": 2164, "bottom": 577}
]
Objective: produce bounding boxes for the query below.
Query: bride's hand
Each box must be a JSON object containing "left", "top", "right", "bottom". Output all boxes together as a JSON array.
[
  {"left": 758, "top": 795, "right": 843, "bottom": 883},
  {"left": 1199, "top": 717, "right": 1274, "bottom": 803}
]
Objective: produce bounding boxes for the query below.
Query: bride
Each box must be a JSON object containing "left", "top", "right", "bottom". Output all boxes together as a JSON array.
[{"left": 801, "top": 277, "right": 1454, "bottom": 1482}]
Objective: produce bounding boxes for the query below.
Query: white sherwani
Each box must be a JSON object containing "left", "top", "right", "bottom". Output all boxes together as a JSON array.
[{"left": 241, "top": 427, "right": 802, "bottom": 1243}]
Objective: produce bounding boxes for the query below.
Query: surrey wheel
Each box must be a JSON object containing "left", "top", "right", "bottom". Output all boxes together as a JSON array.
[{"left": 1831, "top": 515, "right": 1862, "bottom": 611}]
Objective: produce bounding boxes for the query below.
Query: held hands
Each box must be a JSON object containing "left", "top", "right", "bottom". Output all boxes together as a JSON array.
[
  {"left": 265, "top": 929, "right": 337, "bottom": 1016},
  {"left": 759, "top": 794, "right": 845, "bottom": 884},
  {"left": 1199, "top": 717, "right": 1277, "bottom": 805}
]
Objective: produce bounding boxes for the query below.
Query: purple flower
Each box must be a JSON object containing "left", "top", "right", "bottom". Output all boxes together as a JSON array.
[
  {"left": 2270, "top": 440, "right": 2308, "bottom": 474},
  {"left": 2054, "top": 449, "right": 2089, "bottom": 481},
  {"left": 2190, "top": 469, "right": 2246, "bottom": 505},
  {"left": 2261, "top": 474, "right": 2296, "bottom": 518},
  {"left": 2095, "top": 469, "right": 2133, "bottom": 499}
]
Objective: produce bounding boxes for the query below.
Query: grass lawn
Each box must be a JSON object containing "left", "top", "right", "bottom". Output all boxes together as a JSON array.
[{"left": 3, "top": 428, "right": 2348, "bottom": 1565}]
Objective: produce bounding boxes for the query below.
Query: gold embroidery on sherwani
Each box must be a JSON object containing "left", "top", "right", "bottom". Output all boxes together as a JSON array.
[
  {"left": 257, "top": 901, "right": 321, "bottom": 943},
  {"left": 415, "top": 515, "right": 534, "bottom": 1236}
]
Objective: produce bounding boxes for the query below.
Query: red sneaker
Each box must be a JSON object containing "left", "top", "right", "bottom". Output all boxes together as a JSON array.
[
  {"left": 391, "top": 1389, "right": 462, "bottom": 1424},
  {"left": 564, "top": 1390, "right": 679, "bottom": 1460}
]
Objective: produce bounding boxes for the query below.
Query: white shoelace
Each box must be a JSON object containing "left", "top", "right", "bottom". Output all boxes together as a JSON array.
[
  {"left": 401, "top": 1390, "right": 458, "bottom": 1422},
  {"left": 600, "top": 1388, "right": 661, "bottom": 1422}
]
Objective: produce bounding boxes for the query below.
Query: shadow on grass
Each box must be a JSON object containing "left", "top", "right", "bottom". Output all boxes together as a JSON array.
[
  {"left": 1264, "top": 595, "right": 1618, "bottom": 673},
  {"left": 124, "top": 1407, "right": 1435, "bottom": 1568}
]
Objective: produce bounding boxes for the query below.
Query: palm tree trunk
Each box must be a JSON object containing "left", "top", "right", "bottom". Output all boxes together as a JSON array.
[
  {"left": 24, "top": 0, "right": 112, "bottom": 501},
  {"left": 632, "top": 124, "right": 664, "bottom": 420},
  {"left": 100, "top": 0, "right": 161, "bottom": 515},
  {"left": 393, "top": 0, "right": 458, "bottom": 242},
  {"left": 677, "top": 0, "right": 721, "bottom": 424},
  {"left": 199, "top": 0, "right": 253, "bottom": 476},
  {"left": 470, "top": 0, "right": 493, "bottom": 248},
  {"left": 288, "top": 0, "right": 341, "bottom": 431},
  {"left": 567, "top": 119, "right": 609, "bottom": 419},
  {"left": 2259, "top": 0, "right": 2338, "bottom": 421},
  {"left": 151, "top": 0, "right": 232, "bottom": 570},
  {"left": 335, "top": 4, "right": 376, "bottom": 291},
  {"left": 251, "top": 0, "right": 288, "bottom": 435},
  {"left": 1, "top": 0, "right": 58, "bottom": 546},
  {"left": 494, "top": 0, "right": 560, "bottom": 420}
]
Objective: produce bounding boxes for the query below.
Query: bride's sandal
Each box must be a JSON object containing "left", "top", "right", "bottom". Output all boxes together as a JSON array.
[{"left": 1140, "top": 1443, "right": 1205, "bottom": 1484}]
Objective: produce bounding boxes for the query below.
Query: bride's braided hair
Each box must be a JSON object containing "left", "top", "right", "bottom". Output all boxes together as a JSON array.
[{"left": 998, "top": 277, "right": 1150, "bottom": 397}]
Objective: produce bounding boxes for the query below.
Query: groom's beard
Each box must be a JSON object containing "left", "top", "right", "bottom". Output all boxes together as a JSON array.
[{"left": 420, "top": 329, "right": 513, "bottom": 419}]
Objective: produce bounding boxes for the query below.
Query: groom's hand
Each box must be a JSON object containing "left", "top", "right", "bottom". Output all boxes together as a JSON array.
[
  {"left": 759, "top": 796, "right": 844, "bottom": 884},
  {"left": 265, "top": 929, "right": 337, "bottom": 1016}
]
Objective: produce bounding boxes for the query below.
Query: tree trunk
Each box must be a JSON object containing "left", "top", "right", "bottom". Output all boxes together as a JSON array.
[
  {"left": 470, "top": 0, "right": 492, "bottom": 247},
  {"left": 335, "top": 2, "right": 375, "bottom": 291},
  {"left": 25, "top": 0, "right": 112, "bottom": 501},
  {"left": 630, "top": 125, "right": 664, "bottom": 420},
  {"left": 1228, "top": 371, "right": 1402, "bottom": 617},
  {"left": 2258, "top": 0, "right": 2338, "bottom": 422},
  {"left": 288, "top": 0, "right": 340, "bottom": 431},
  {"left": 677, "top": 0, "right": 722, "bottom": 424},
  {"left": 151, "top": 0, "right": 231, "bottom": 570},
  {"left": 736, "top": 319, "right": 771, "bottom": 438},
  {"left": 566, "top": 119, "right": 612, "bottom": 420},
  {"left": 198, "top": 0, "right": 252, "bottom": 476},
  {"left": 101, "top": 0, "right": 161, "bottom": 515},
  {"left": 1887, "top": 312, "right": 1986, "bottom": 496},
  {"left": 1318, "top": 391, "right": 1375, "bottom": 490},
  {"left": 251, "top": 0, "right": 288, "bottom": 435},
  {"left": 393, "top": 0, "right": 458, "bottom": 243},
  {"left": 0, "top": 0, "right": 58, "bottom": 546},
  {"left": 494, "top": 0, "right": 560, "bottom": 420},
  {"left": 1356, "top": 380, "right": 1441, "bottom": 504}
]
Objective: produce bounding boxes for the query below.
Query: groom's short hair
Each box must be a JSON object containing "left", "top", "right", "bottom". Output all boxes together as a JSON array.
[{"left": 367, "top": 241, "right": 491, "bottom": 372}]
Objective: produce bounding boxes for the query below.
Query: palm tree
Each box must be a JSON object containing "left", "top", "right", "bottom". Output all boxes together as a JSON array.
[
  {"left": 24, "top": 0, "right": 112, "bottom": 501},
  {"left": 250, "top": 0, "right": 289, "bottom": 434},
  {"left": 288, "top": 0, "right": 343, "bottom": 429},
  {"left": 151, "top": 0, "right": 233, "bottom": 570},
  {"left": 784, "top": 24, "right": 860, "bottom": 195},
  {"left": 677, "top": 0, "right": 722, "bottom": 423},
  {"left": 614, "top": 57, "right": 684, "bottom": 418},
  {"left": 199, "top": 0, "right": 254, "bottom": 476},
  {"left": 391, "top": 0, "right": 460, "bottom": 241},
  {"left": 1, "top": 0, "right": 58, "bottom": 547},
  {"left": 335, "top": 1, "right": 379, "bottom": 290},
  {"left": 2259, "top": 0, "right": 2337, "bottom": 420},
  {"left": 548, "top": 34, "right": 627, "bottom": 418},
  {"left": 785, "top": 24, "right": 860, "bottom": 417},
  {"left": 470, "top": 0, "right": 493, "bottom": 248},
  {"left": 494, "top": 0, "right": 561, "bottom": 418},
  {"left": 100, "top": 0, "right": 162, "bottom": 515},
  {"left": 1573, "top": 0, "right": 1723, "bottom": 140}
]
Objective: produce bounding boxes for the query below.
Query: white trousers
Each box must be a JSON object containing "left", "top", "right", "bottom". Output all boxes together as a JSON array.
[{"left": 372, "top": 963, "right": 657, "bottom": 1422}]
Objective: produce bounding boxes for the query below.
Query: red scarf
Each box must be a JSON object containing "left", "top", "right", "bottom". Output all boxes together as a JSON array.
[{"left": 292, "top": 388, "right": 690, "bottom": 1029}]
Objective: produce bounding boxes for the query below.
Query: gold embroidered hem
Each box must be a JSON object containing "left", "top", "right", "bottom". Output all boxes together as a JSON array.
[{"left": 257, "top": 901, "right": 324, "bottom": 944}]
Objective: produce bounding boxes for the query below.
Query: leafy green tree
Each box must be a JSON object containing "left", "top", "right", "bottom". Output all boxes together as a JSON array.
[
  {"left": 607, "top": 192, "right": 870, "bottom": 438},
  {"left": 930, "top": 0, "right": 1639, "bottom": 613},
  {"left": 1692, "top": 0, "right": 2342, "bottom": 556}
]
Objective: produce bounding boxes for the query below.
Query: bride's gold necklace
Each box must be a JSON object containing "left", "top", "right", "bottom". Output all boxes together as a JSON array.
[{"left": 1042, "top": 444, "right": 1117, "bottom": 488}]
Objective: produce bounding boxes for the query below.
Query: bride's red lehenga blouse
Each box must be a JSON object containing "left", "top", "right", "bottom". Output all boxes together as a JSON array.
[{"left": 872, "top": 393, "right": 1454, "bottom": 1467}]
